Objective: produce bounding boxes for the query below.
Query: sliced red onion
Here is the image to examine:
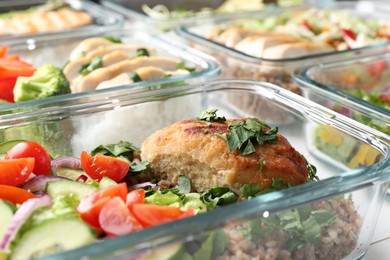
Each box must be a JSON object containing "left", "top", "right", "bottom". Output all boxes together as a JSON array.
[
  {"left": 22, "top": 175, "right": 69, "bottom": 193},
  {"left": 0, "top": 195, "right": 51, "bottom": 250},
  {"left": 76, "top": 174, "right": 88, "bottom": 183},
  {"left": 128, "top": 182, "right": 156, "bottom": 190},
  {"left": 51, "top": 156, "right": 81, "bottom": 169}
]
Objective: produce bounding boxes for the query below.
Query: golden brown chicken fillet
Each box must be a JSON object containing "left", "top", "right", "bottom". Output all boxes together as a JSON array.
[{"left": 141, "top": 118, "right": 309, "bottom": 193}]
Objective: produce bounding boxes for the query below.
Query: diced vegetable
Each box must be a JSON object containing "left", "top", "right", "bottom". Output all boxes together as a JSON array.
[{"left": 13, "top": 64, "right": 70, "bottom": 102}]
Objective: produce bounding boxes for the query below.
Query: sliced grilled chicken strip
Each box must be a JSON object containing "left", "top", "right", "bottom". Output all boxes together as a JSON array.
[
  {"left": 95, "top": 73, "right": 134, "bottom": 90},
  {"left": 65, "top": 45, "right": 157, "bottom": 81},
  {"left": 234, "top": 35, "right": 299, "bottom": 58},
  {"left": 69, "top": 38, "right": 114, "bottom": 61},
  {"left": 74, "top": 56, "right": 180, "bottom": 92},
  {"left": 213, "top": 28, "right": 289, "bottom": 48},
  {"left": 96, "top": 66, "right": 167, "bottom": 90},
  {"left": 69, "top": 50, "right": 131, "bottom": 91},
  {"left": 262, "top": 42, "right": 332, "bottom": 59}
]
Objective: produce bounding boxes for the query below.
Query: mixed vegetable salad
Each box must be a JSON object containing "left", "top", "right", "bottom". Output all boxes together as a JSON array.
[
  {"left": 0, "top": 35, "right": 196, "bottom": 104},
  {"left": 0, "top": 109, "right": 362, "bottom": 259}
]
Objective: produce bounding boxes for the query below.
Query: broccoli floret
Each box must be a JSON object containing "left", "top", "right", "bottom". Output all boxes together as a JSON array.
[{"left": 13, "top": 64, "right": 71, "bottom": 102}]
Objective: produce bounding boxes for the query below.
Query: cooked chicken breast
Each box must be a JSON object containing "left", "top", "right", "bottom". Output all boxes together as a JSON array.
[
  {"left": 69, "top": 38, "right": 114, "bottom": 61},
  {"left": 73, "top": 56, "right": 180, "bottom": 92},
  {"left": 65, "top": 45, "right": 157, "bottom": 81},
  {"left": 262, "top": 41, "right": 332, "bottom": 59},
  {"left": 141, "top": 118, "right": 309, "bottom": 193},
  {"left": 234, "top": 35, "right": 299, "bottom": 58},
  {"left": 0, "top": 9, "right": 92, "bottom": 37},
  {"left": 95, "top": 66, "right": 167, "bottom": 90}
]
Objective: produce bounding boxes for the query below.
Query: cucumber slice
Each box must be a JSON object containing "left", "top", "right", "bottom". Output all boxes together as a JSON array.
[
  {"left": 46, "top": 180, "right": 98, "bottom": 200},
  {"left": 10, "top": 217, "right": 95, "bottom": 260},
  {"left": 99, "top": 176, "right": 117, "bottom": 189},
  {"left": 140, "top": 243, "right": 184, "bottom": 260},
  {"left": 55, "top": 167, "right": 88, "bottom": 181},
  {"left": 0, "top": 199, "right": 16, "bottom": 242},
  {"left": 0, "top": 140, "right": 25, "bottom": 159}
]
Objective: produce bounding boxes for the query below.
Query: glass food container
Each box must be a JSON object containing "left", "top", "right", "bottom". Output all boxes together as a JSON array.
[
  {"left": 293, "top": 52, "right": 390, "bottom": 138},
  {"left": 1, "top": 80, "right": 390, "bottom": 260},
  {"left": 101, "top": 0, "right": 303, "bottom": 31},
  {"left": 1, "top": 28, "right": 220, "bottom": 106},
  {"left": 0, "top": 0, "right": 124, "bottom": 42},
  {"left": 176, "top": 1, "right": 390, "bottom": 98}
]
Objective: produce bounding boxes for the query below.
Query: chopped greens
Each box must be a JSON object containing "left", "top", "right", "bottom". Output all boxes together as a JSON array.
[
  {"left": 136, "top": 48, "right": 150, "bottom": 57},
  {"left": 226, "top": 118, "right": 278, "bottom": 155},
  {"left": 197, "top": 108, "right": 226, "bottom": 124},
  {"left": 177, "top": 62, "right": 196, "bottom": 72},
  {"left": 90, "top": 142, "right": 148, "bottom": 175},
  {"left": 102, "top": 36, "right": 122, "bottom": 43},
  {"left": 91, "top": 141, "right": 139, "bottom": 157},
  {"left": 79, "top": 55, "right": 103, "bottom": 75},
  {"left": 128, "top": 72, "right": 142, "bottom": 82},
  {"left": 240, "top": 179, "right": 291, "bottom": 199}
]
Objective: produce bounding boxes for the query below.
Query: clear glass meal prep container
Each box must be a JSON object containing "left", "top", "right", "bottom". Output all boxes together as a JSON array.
[
  {"left": 293, "top": 52, "right": 390, "bottom": 138},
  {"left": 176, "top": 1, "right": 390, "bottom": 100},
  {"left": 1, "top": 28, "right": 220, "bottom": 108},
  {"left": 1, "top": 79, "right": 390, "bottom": 260},
  {"left": 101, "top": 0, "right": 302, "bottom": 31},
  {"left": 0, "top": 0, "right": 124, "bottom": 42}
]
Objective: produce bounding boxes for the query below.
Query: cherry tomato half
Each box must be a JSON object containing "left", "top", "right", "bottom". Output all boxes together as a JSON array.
[
  {"left": 99, "top": 196, "right": 143, "bottom": 237},
  {"left": 5, "top": 141, "right": 51, "bottom": 175},
  {"left": 0, "top": 158, "right": 35, "bottom": 186},
  {"left": 125, "top": 189, "right": 145, "bottom": 210},
  {"left": 80, "top": 151, "right": 129, "bottom": 182},
  {"left": 130, "top": 204, "right": 195, "bottom": 228},
  {"left": 76, "top": 183, "right": 127, "bottom": 229},
  {"left": 0, "top": 185, "right": 35, "bottom": 204}
]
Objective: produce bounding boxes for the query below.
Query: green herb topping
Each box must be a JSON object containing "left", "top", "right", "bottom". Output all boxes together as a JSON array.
[
  {"left": 90, "top": 141, "right": 148, "bottom": 174},
  {"left": 102, "top": 36, "right": 122, "bottom": 43},
  {"left": 136, "top": 48, "right": 150, "bottom": 57},
  {"left": 240, "top": 179, "right": 290, "bottom": 199},
  {"left": 197, "top": 108, "right": 226, "bottom": 124},
  {"left": 128, "top": 72, "right": 142, "bottom": 82},
  {"left": 177, "top": 61, "right": 196, "bottom": 72},
  {"left": 226, "top": 118, "right": 279, "bottom": 155},
  {"left": 79, "top": 55, "right": 103, "bottom": 75}
]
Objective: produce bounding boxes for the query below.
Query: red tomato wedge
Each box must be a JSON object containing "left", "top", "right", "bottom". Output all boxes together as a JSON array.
[
  {"left": 131, "top": 204, "right": 195, "bottom": 228},
  {"left": 80, "top": 151, "right": 129, "bottom": 182},
  {"left": 99, "top": 197, "right": 143, "bottom": 237},
  {"left": 0, "top": 158, "right": 35, "bottom": 186},
  {"left": 5, "top": 141, "right": 51, "bottom": 175},
  {"left": 0, "top": 46, "right": 7, "bottom": 58},
  {"left": 76, "top": 183, "right": 127, "bottom": 229},
  {"left": 0, "top": 77, "right": 17, "bottom": 102},
  {"left": 0, "top": 185, "right": 35, "bottom": 204},
  {"left": 126, "top": 189, "right": 145, "bottom": 209},
  {"left": 0, "top": 58, "right": 35, "bottom": 79}
]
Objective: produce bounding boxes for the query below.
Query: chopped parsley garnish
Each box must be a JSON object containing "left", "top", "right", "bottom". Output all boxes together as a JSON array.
[
  {"left": 128, "top": 72, "right": 142, "bottom": 82},
  {"left": 136, "top": 48, "right": 150, "bottom": 57},
  {"left": 79, "top": 55, "right": 103, "bottom": 75},
  {"left": 197, "top": 108, "right": 226, "bottom": 124},
  {"left": 177, "top": 62, "right": 196, "bottom": 72},
  {"left": 307, "top": 160, "right": 319, "bottom": 182},
  {"left": 102, "top": 36, "right": 122, "bottom": 43},
  {"left": 90, "top": 141, "right": 148, "bottom": 175},
  {"left": 226, "top": 118, "right": 278, "bottom": 155},
  {"left": 259, "top": 157, "right": 265, "bottom": 172},
  {"left": 240, "top": 179, "right": 290, "bottom": 199}
]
